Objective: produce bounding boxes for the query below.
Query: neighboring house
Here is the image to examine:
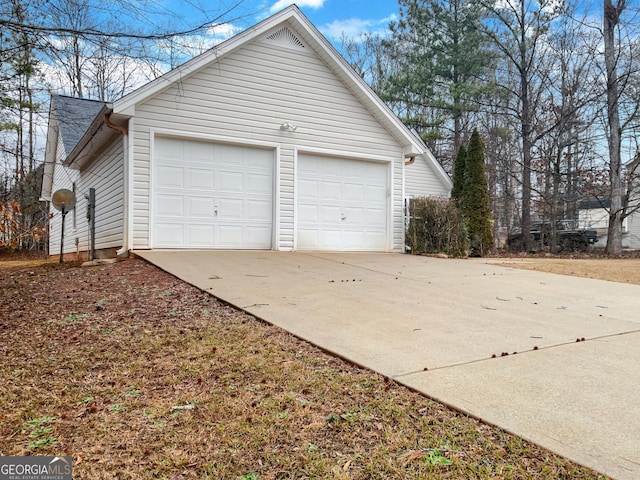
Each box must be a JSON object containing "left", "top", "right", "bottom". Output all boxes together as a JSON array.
[
  {"left": 41, "top": 5, "right": 451, "bottom": 259},
  {"left": 578, "top": 199, "right": 640, "bottom": 249}
]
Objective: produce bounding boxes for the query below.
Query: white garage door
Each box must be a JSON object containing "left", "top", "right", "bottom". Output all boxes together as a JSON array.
[
  {"left": 153, "top": 137, "right": 274, "bottom": 248},
  {"left": 297, "top": 154, "right": 388, "bottom": 251}
]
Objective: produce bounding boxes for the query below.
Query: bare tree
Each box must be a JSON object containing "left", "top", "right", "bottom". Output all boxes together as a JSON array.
[
  {"left": 480, "top": 0, "right": 565, "bottom": 252},
  {"left": 339, "top": 32, "right": 390, "bottom": 93},
  {"left": 599, "top": 0, "right": 640, "bottom": 255},
  {"left": 603, "top": 0, "right": 625, "bottom": 255},
  {"left": 0, "top": 0, "right": 250, "bottom": 250}
]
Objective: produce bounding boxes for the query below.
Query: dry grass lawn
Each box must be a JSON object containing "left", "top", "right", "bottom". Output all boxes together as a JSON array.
[
  {"left": 492, "top": 257, "right": 640, "bottom": 285},
  {"left": 0, "top": 256, "right": 611, "bottom": 479}
]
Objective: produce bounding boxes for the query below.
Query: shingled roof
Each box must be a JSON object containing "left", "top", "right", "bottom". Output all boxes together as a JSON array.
[{"left": 51, "top": 94, "right": 106, "bottom": 155}]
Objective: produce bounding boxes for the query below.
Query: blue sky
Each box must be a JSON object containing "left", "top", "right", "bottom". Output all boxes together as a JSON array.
[
  {"left": 262, "top": 0, "right": 400, "bottom": 38},
  {"left": 193, "top": 0, "right": 401, "bottom": 42}
]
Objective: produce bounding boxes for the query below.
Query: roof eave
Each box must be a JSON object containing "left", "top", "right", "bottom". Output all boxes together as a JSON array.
[{"left": 64, "top": 105, "right": 112, "bottom": 169}]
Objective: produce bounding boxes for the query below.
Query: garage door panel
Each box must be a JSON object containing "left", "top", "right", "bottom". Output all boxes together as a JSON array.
[
  {"left": 366, "top": 184, "right": 386, "bottom": 200},
  {"left": 247, "top": 199, "right": 272, "bottom": 220},
  {"left": 187, "top": 141, "right": 213, "bottom": 164},
  {"left": 320, "top": 157, "right": 342, "bottom": 176},
  {"left": 343, "top": 183, "right": 364, "bottom": 201},
  {"left": 155, "top": 194, "right": 184, "bottom": 216},
  {"left": 320, "top": 205, "right": 341, "bottom": 223},
  {"left": 297, "top": 228, "right": 319, "bottom": 247},
  {"left": 188, "top": 169, "right": 215, "bottom": 190},
  {"left": 298, "top": 179, "right": 318, "bottom": 198},
  {"left": 156, "top": 137, "right": 184, "bottom": 158},
  {"left": 300, "top": 158, "right": 318, "bottom": 174},
  {"left": 245, "top": 148, "right": 274, "bottom": 169},
  {"left": 245, "top": 226, "right": 272, "bottom": 246},
  {"left": 343, "top": 207, "right": 364, "bottom": 225},
  {"left": 188, "top": 225, "right": 215, "bottom": 245},
  {"left": 189, "top": 197, "right": 214, "bottom": 218},
  {"left": 363, "top": 231, "right": 386, "bottom": 249},
  {"left": 342, "top": 230, "right": 365, "bottom": 248},
  {"left": 218, "top": 171, "right": 244, "bottom": 193},
  {"left": 342, "top": 161, "right": 364, "bottom": 178},
  {"left": 217, "top": 225, "right": 243, "bottom": 246},
  {"left": 297, "top": 155, "right": 387, "bottom": 251},
  {"left": 320, "top": 230, "right": 342, "bottom": 249},
  {"left": 365, "top": 208, "right": 387, "bottom": 226},
  {"left": 153, "top": 137, "right": 273, "bottom": 249},
  {"left": 247, "top": 173, "right": 272, "bottom": 194},
  {"left": 217, "top": 198, "right": 243, "bottom": 219},
  {"left": 217, "top": 145, "right": 244, "bottom": 167},
  {"left": 298, "top": 204, "right": 319, "bottom": 223},
  {"left": 156, "top": 166, "right": 184, "bottom": 189},
  {"left": 365, "top": 164, "right": 387, "bottom": 181},
  {"left": 154, "top": 223, "right": 184, "bottom": 246},
  {"left": 322, "top": 181, "right": 341, "bottom": 200}
]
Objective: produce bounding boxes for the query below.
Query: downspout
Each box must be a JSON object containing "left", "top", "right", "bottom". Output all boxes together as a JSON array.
[
  {"left": 104, "top": 112, "right": 131, "bottom": 258},
  {"left": 402, "top": 151, "right": 409, "bottom": 253}
]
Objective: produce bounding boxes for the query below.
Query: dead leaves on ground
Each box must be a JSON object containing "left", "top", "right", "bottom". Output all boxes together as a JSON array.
[{"left": 0, "top": 258, "right": 608, "bottom": 479}]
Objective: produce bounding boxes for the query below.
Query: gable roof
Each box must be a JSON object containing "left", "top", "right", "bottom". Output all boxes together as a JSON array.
[
  {"left": 41, "top": 95, "right": 110, "bottom": 200},
  {"left": 112, "top": 5, "right": 425, "bottom": 157},
  {"left": 52, "top": 95, "right": 107, "bottom": 155}
]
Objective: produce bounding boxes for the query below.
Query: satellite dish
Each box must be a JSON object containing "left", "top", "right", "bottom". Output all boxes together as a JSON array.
[{"left": 52, "top": 189, "right": 76, "bottom": 212}]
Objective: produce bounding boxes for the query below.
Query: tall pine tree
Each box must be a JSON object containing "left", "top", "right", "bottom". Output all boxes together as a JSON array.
[
  {"left": 381, "top": 0, "right": 493, "bottom": 153},
  {"left": 451, "top": 144, "right": 466, "bottom": 208},
  {"left": 462, "top": 129, "right": 493, "bottom": 256}
]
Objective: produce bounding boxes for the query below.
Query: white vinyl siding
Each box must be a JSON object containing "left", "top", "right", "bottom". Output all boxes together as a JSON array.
[
  {"left": 624, "top": 212, "right": 640, "bottom": 249},
  {"left": 49, "top": 136, "right": 124, "bottom": 254},
  {"left": 131, "top": 31, "right": 406, "bottom": 251},
  {"left": 405, "top": 155, "right": 451, "bottom": 199}
]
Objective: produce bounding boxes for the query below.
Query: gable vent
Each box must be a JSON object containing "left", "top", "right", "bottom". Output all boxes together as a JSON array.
[{"left": 265, "top": 27, "right": 306, "bottom": 50}]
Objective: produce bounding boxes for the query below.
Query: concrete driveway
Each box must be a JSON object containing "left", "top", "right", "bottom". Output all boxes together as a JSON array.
[{"left": 135, "top": 250, "right": 640, "bottom": 479}]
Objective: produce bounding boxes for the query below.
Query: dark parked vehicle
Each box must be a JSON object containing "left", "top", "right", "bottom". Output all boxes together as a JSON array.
[{"left": 507, "top": 220, "right": 598, "bottom": 252}]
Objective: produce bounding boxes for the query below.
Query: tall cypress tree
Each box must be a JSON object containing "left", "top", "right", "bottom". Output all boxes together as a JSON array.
[{"left": 462, "top": 129, "right": 493, "bottom": 256}]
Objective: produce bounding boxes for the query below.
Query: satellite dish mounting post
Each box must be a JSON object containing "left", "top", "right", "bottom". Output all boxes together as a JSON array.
[
  {"left": 59, "top": 204, "right": 67, "bottom": 263},
  {"left": 51, "top": 189, "right": 76, "bottom": 263}
]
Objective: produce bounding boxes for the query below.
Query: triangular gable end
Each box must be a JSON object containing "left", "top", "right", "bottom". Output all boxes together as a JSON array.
[
  {"left": 112, "top": 5, "right": 424, "bottom": 157},
  {"left": 262, "top": 26, "right": 307, "bottom": 50}
]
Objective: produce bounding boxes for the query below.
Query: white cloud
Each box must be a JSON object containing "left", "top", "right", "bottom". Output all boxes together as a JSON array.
[
  {"left": 269, "top": 0, "right": 324, "bottom": 14},
  {"left": 207, "top": 22, "right": 243, "bottom": 40},
  {"left": 320, "top": 14, "right": 396, "bottom": 41}
]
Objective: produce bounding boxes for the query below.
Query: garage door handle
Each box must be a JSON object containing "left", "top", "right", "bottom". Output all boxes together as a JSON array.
[
  {"left": 341, "top": 214, "right": 347, "bottom": 221},
  {"left": 214, "top": 206, "right": 218, "bottom": 216}
]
